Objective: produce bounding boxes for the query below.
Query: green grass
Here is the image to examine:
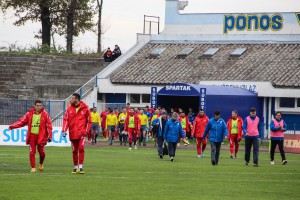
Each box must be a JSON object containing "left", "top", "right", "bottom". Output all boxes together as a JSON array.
[{"left": 0, "top": 145, "right": 299, "bottom": 200}]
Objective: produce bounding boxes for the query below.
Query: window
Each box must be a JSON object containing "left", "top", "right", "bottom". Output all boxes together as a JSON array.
[
  {"left": 230, "top": 48, "right": 247, "bottom": 57},
  {"left": 129, "top": 94, "right": 151, "bottom": 104},
  {"left": 130, "top": 94, "right": 140, "bottom": 103},
  {"left": 177, "top": 47, "right": 194, "bottom": 58},
  {"left": 297, "top": 98, "right": 300, "bottom": 107},
  {"left": 203, "top": 48, "right": 219, "bottom": 57},
  {"left": 279, "top": 98, "right": 295, "bottom": 108},
  {"left": 142, "top": 94, "right": 150, "bottom": 103},
  {"left": 150, "top": 48, "right": 166, "bottom": 57}
]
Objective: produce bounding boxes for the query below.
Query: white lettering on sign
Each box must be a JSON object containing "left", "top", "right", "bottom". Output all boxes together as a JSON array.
[{"left": 166, "top": 85, "right": 191, "bottom": 91}]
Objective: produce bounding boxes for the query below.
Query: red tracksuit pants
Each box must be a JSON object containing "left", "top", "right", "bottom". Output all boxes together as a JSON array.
[
  {"left": 229, "top": 134, "right": 239, "bottom": 155},
  {"left": 29, "top": 134, "right": 45, "bottom": 168},
  {"left": 196, "top": 137, "right": 207, "bottom": 155},
  {"left": 128, "top": 128, "right": 138, "bottom": 144},
  {"left": 71, "top": 137, "right": 85, "bottom": 166}
]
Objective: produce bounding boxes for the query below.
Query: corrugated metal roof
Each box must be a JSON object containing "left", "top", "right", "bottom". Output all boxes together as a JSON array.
[{"left": 110, "top": 42, "right": 300, "bottom": 88}]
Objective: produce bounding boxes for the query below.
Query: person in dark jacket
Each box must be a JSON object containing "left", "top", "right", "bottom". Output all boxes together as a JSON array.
[
  {"left": 163, "top": 112, "right": 187, "bottom": 162},
  {"left": 152, "top": 111, "right": 169, "bottom": 159},
  {"left": 203, "top": 111, "right": 228, "bottom": 166},
  {"left": 112, "top": 45, "right": 122, "bottom": 60}
]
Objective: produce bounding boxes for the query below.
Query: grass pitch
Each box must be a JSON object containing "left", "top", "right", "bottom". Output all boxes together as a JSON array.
[{"left": 0, "top": 144, "right": 299, "bottom": 200}]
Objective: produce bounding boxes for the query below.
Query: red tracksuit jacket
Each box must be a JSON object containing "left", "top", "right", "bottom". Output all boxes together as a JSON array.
[
  {"left": 191, "top": 114, "right": 209, "bottom": 138},
  {"left": 62, "top": 101, "right": 92, "bottom": 141},
  {"left": 124, "top": 114, "right": 141, "bottom": 134},
  {"left": 227, "top": 116, "right": 243, "bottom": 140},
  {"left": 9, "top": 108, "right": 53, "bottom": 145}
]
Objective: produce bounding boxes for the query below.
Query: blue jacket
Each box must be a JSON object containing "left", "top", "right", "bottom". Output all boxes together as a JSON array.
[
  {"left": 163, "top": 119, "right": 185, "bottom": 143},
  {"left": 152, "top": 116, "right": 168, "bottom": 138},
  {"left": 242, "top": 116, "right": 264, "bottom": 139},
  {"left": 270, "top": 118, "right": 287, "bottom": 140},
  {"left": 203, "top": 118, "right": 228, "bottom": 143}
]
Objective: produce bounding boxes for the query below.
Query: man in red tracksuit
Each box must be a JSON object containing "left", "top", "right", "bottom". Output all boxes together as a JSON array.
[
  {"left": 124, "top": 108, "right": 140, "bottom": 150},
  {"left": 62, "top": 93, "right": 91, "bottom": 174},
  {"left": 191, "top": 109, "right": 209, "bottom": 158},
  {"left": 227, "top": 110, "right": 243, "bottom": 158},
  {"left": 101, "top": 107, "right": 109, "bottom": 140},
  {"left": 9, "top": 99, "right": 53, "bottom": 173}
]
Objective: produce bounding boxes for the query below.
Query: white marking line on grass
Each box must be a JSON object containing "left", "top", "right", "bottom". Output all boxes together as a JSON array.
[{"left": 87, "top": 171, "right": 300, "bottom": 175}]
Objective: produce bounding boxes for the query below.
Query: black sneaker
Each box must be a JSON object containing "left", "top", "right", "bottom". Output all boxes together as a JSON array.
[
  {"left": 282, "top": 160, "right": 287, "bottom": 165},
  {"left": 79, "top": 168, "right": 85, "bottom": 174},
  {"left": 212, "top": 161, "right": 216, "bottom": 166},
  {"left": 246, "top": 162, "right": 249, "bottom": 166},
  {"left": 159, "top": 154, "right": 163, "bottom": 159},
  {"left": 143, "top": 143, "right": 146, "bottom": 146}
]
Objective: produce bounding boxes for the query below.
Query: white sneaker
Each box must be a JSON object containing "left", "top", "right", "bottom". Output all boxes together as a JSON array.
[
  {"left": 198, "top": 155, "right": 202, "bottom": 158},
  {"left": 271, "top": 161, "right": 275, "bottom": 165},
  {"left": 177, "top": 143, "right": 180, "bottom": 147},
  {"left": 134, "top": 145, "right": 137, "bottom": 150},
  {"left": 170, "top": 157, "right": 174, "bottom": 162},
  {"left": 128, "top": 147, "right": 132, "bottom": 150}
]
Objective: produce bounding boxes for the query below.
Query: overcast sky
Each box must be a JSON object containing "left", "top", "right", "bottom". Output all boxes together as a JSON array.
[{"left": 0, "top": 0, "right": 299, "bottom": 53}]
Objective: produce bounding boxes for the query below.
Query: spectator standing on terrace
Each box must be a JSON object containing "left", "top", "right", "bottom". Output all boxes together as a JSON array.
[
  {"left": 270, "top": 111, "right": 288, "bottom": 165},
  {"left": 9, "top": 99, "right": 53, "bottom": 173},
  {"left": 62, "top": 93, "right": 91, "bottom": 174}
]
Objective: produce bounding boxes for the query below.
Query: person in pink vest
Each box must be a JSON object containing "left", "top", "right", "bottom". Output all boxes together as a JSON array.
[
  {"left": 270, "top": 111, "right": 287, "bottom": 165},
  {"left": 242, "top": 107, "right": 263, "bottom": 167}
]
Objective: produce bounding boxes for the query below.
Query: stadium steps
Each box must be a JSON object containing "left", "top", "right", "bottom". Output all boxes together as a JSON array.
[{"left": 0, "top": 53, "right": 108, "bottom": 99}]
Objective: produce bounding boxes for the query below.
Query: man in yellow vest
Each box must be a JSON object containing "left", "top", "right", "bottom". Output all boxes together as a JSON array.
[
  {"left": 118, "top": 107, "right": 127, "bottom": 146},
  {"left": 105, "top": 108, "right": 118, "bottom": 145},
  {"left": 90, "top": 107, "right": 101, "bottom": 145},
  {"left": 138, "top": 109, "right": 149, "bottom": 146}
]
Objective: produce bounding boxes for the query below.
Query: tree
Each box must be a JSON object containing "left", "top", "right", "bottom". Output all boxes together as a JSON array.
[
  {"left": 66, "top": 0, "right": 77, "bottom": 52},
  {"left": 1, "top": 0, "right": 95, "bottom": 53},
  {"left": 96, "top": 0, "right": 103, "bottom": 53}
]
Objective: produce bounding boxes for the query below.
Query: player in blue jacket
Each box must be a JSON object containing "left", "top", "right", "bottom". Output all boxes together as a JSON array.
[
  {"left": 163, "top": 112, "right": 187, "bottom": 162},
  {"left": 203, "top": 111, "right": 228, "bottom": 166}
]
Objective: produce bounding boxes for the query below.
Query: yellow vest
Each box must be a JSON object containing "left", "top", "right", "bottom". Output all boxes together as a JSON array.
[
  {"left": 231, "top": 119, "right": 238, "bottom": 134},
  {"left": 181, "top": 118, "right": 186, "bottom": 129},
  {"left": 128, "top": 116, "right": 135, "bottom": 128},
  {"left": 31, "top": 114, "right": 41, "bottom": 134}
]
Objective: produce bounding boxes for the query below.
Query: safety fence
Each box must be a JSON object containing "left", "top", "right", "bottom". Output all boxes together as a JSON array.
[
  {"left": 0, "top": 99, "right": 65, "bottom": 125},
  {"left": 1, "top": 98, "right": 300, "bottom": 136}
]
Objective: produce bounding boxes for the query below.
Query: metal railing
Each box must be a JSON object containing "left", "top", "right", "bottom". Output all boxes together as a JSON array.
[{"left": 0, "top": 99, "right": 64, "bottom": 125}]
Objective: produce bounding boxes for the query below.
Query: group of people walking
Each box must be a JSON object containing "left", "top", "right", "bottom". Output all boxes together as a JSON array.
[{"left": 8, "top": 93, "right": 288, "bottom": 174}]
